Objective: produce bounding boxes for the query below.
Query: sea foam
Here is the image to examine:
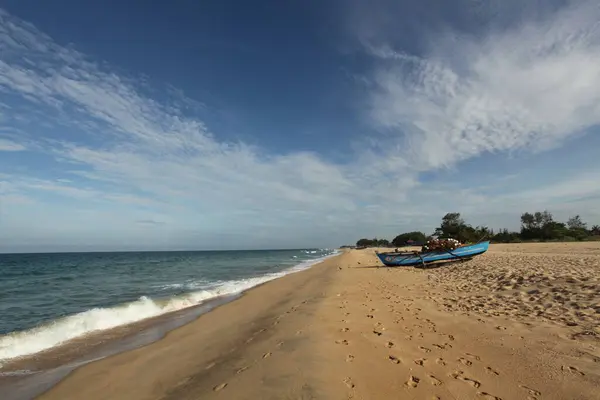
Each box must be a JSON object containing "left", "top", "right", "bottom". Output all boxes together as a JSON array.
[{"left": 0, "top": 251, "right": 338, "bottom": 362}]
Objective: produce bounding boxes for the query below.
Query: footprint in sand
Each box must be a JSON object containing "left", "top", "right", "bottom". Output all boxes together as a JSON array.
[
  {"left": 405, "top": 375, "right": 420, "bottom": 388},
  {"left": 366, "top": 314, "right": 374, "bottom": 319},
  {"left": 449, "top": 371, "right": 481, "bottom": 388},
  {"left": 486, "top": 367, "right": 500, "bottom": 376},
  {"left": 335, "top": 339, "right": 349, "bottom": 345},
  {"left": 414, "top": 358, "right": 426, "bottom": 366},
  {"left": 346, "top": 354, "right": 355, "bottom": 362},
  {"left": 463, "top": 377, "right": 481, "bottom": 388},
  {"left": 343, "top": 377, "right": 355, "bottom": 388},
  {"left": 465, "top": 352, "right": 481, "bottom": 361},
  {"left": 562, "top": 365, "right": 585, "bottom": 376},
  {"left": 373, "top": 330, "right": 383, "bottom": 336},
  {"left": 276, "top": 341, "right": 284, "bottom": 348},
  {"left": 213, "top": 383, "right": 228, "bottom": 392},
  {"left": 236, "top": 366, "right": 249, "bottom": 374},
  {"left": 435, "top": 358, "right": 446, "bottom": 366},
  {"left": 262, "top": 352, "right": 271, "bottom": 358},
  {"left": 458, "top": 357, "right": 473, "bottom": 366},
  {"left": 428, "top": 375, "right": 442, "bottom": 386},
  {"left": 519, "top": 385, "right": 541, "bottom": 396},
  {"left": 385, "top": 341, "right": 394, "bottom": 348},
  {"left": 447, "top": 334, "right": 455, "bottom": 341},
  {"left": 205, "top": 362, "right": 216, "bottom": 370},
  {"left": 419, "top": 346, "right": 432, "bottom": 353},
  {"left": 340, "top": 327, "right": 350, "bottom": 332},
  {"left": 389, "top": 355, "right": 401, "bottom": 364},
  {"left": 477, "top": 392, "right": 502, "bottom": 399}
]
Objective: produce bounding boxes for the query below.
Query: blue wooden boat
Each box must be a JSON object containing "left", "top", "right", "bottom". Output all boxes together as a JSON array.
[{"left": 376, "top": 241, "right": 490, "bottom": 267}]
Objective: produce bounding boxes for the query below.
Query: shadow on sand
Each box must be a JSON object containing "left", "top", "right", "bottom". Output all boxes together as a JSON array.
[{"left": 356, "top": 257, "right": 474, "bottom": 270}]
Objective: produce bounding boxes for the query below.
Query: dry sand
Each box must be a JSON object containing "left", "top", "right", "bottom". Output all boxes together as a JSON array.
[{"left": 34, "top": 243, "right": 600, "bottom": 399}]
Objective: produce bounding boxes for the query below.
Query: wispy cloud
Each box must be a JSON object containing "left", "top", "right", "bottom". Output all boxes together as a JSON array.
[
  {"left": 0, "top": 8, "right": 369, "bottom": 248},
  {"left": 364, "top": 0, "right": 600, "bottom": 170},
  {"left": 136, "top": 219, "right": 166, "bottom": 226},
  {"left": 0, "top": 3, "right": 599, "bottom": 250},
  {"left": 0, "top": 138, "right": 25, "bottom": 151}
]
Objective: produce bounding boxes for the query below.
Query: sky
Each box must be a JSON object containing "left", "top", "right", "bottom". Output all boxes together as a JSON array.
[{"left": 1, "top": 0, "right": 599, "bottom": 252}]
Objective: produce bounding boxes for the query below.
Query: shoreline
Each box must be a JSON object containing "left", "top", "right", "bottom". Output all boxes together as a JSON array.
[
  {"left": 0, "top": 294, "right": 239, "bottom": 400},
  {"left": 5, "top": 243, "right": 600, "bottom": 399},
  {"left": 35, "top": 249, "right": 346, "bottom": 400},
  {"left": 0, "top": 251, "right": 342, "bottom": 400}
]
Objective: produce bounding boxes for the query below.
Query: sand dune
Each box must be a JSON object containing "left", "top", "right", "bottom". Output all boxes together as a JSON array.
[{"left": 23, "top": 243, "right": 600, "bottom": 399}]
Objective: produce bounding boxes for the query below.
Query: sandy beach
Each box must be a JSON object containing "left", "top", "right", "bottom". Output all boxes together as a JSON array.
[{"left": 29, "top": 243, "right": 600, "bottom": 399}]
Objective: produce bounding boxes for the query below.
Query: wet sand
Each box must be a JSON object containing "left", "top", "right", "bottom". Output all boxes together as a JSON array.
[{"left": 20, "top": 244, "right": 600, "bottom": 399}]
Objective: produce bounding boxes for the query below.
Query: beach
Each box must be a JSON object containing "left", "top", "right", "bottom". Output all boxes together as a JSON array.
[{"left": 7, "top": 243, "right": 600, "bottom": 399}]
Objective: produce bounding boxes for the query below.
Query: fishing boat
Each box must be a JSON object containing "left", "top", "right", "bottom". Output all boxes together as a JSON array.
[{"left": 376, "top": 241, "right": 490, "bottom": 267}]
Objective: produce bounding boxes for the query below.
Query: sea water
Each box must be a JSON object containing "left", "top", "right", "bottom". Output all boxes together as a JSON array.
[{"left": 0, "top": 248, "right": 338, "bottom": 363}]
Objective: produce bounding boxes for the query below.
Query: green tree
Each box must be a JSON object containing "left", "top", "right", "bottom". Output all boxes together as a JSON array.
[
  {"left": 520, "top": 212, "right": 536, "bottom": 230},
  {"left": 565, "top": 215, "right": 588, "bottom": 240},
  {"left": 473, "top": 226, "right": 493, "bottom": 241},
  {"left": 392, "top": 231, "right": 428, "bottom": 247},
  {"left": 433, "top": 213, "right": 483, "bottom": 243},
  {"left": 521, "top": 210, "right": 554, "bottom": 240},
  {"left": 591, "top": 225, "right": 600, "bottom": 236},
  {"left": 541, "top": 221, "right": 569, "bottom": 240},
  {"left": 356, "top": 238, "right": 390, "bottom": 247},
  {"left": 377, "top": 238, "right": 391, "bottom": 247},
  {"left": 492, "top": 229, "right": 521, "bottom": 243},
  {"left": 356, "top": 238, "right": 373, "bottom": 247},
  {"left": 567, "top": 215, "right": 587, "bottom": 230},
  {"left": 434, "top": 213, "right": 465, "bottom": 238},
  {"left": 536, "top": 211, "right": 554, "bottom": 226}
]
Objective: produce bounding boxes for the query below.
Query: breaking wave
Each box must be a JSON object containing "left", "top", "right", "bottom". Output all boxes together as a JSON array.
[{"left": 0, "top": 251, "right": 338, "bottom": 363}]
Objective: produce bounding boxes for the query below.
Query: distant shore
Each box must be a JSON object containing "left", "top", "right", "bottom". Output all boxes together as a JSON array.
[{"left": 5, "top": 243, "right": 600, "bottom": 399}]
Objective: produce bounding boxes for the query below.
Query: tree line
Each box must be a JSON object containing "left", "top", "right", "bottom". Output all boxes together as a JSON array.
[{"left": 354, "top": 211, "right": 600, "bottom": 248}]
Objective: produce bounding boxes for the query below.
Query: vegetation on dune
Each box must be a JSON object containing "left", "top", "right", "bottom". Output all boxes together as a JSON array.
[
  {"left": 391, "top": 231, "right": 428, "bottom": 247},
  {"left": 355, "top": 238, "right": 390, "bottom": 248},
  {"left": 352, "top": 211, "right": 600, "bottom": 248}
]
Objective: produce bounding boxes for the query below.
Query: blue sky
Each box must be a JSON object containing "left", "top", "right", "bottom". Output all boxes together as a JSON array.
[{"left": 1, "top": 0, "right": 599, "bottom": 252}]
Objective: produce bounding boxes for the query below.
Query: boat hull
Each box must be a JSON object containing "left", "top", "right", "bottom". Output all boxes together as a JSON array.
[{"left": 376, "top": 241, "right": 490, "bottom": 267}]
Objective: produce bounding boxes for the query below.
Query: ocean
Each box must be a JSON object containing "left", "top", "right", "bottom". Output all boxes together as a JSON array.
[{"left": 0, "top": 248, "right": 338, "bottom": 366}]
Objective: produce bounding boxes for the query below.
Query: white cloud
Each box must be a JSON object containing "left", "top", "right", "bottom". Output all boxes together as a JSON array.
[
  {"left": 0, "top": 4, "right": 600, "bottom": 250},
  {"left": 366, "top": 0, "right": 600, "bottom": 170},
  {"left": 508, "top": 170, "right": 600, "bottom": 204},
  {"left": 0, "top": 138, "right": 25, "bottom": 151}
]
